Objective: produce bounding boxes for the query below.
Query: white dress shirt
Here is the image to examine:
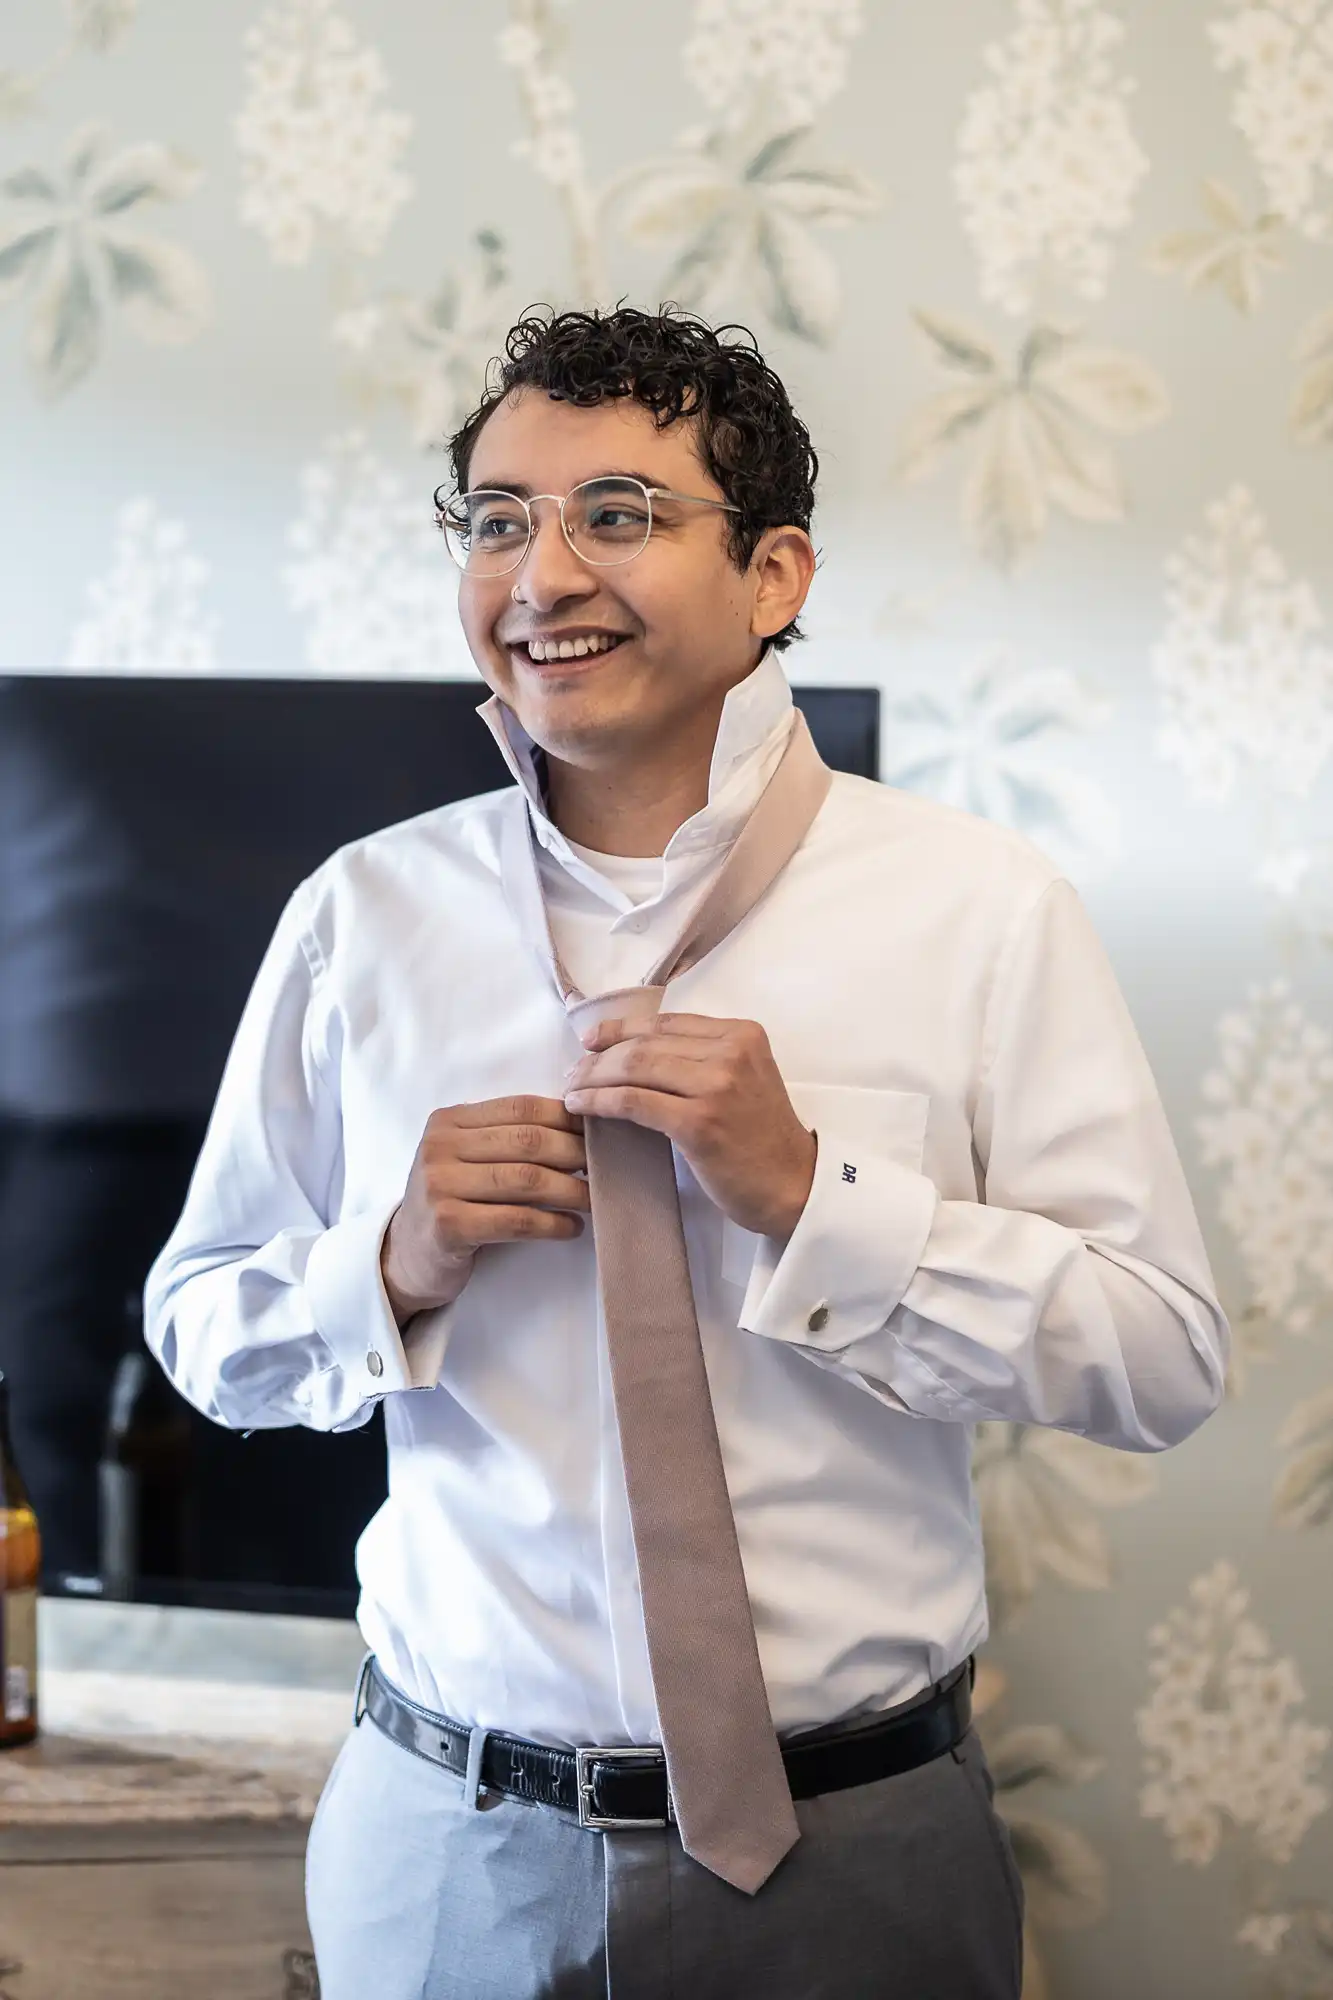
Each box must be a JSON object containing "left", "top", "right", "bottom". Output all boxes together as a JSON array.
[{"left": 144, "top": 647, "right": 1229, "bottom": 1747}]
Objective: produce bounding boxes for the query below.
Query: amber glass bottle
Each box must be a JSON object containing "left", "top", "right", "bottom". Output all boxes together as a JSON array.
[{"left": 0, "top": 1370, "right": 39, "bottom": 1748}]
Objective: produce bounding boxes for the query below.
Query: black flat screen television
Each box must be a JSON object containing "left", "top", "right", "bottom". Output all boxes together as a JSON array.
[{"left": 0, "top": 673, "right": 880, "bottom": 1617}]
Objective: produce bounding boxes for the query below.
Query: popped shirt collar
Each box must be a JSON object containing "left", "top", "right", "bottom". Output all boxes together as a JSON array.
[{"left": 475, "top": 641, "right": 794, "bottom": 864}]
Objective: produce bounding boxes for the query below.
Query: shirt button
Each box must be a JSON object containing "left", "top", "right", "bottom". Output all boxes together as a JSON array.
[
  {"left": 366, "top": 1350, "right": 384, "bottom": 1379},
  {"left": 629, "top": 913, "right": 648, "bottom": 932},
  {"left": 806, "top": 1303, "right": 830, "bottom": 1334}
]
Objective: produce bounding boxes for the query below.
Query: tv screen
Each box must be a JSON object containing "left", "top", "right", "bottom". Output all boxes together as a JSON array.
[{"left": 0, "top": 673, "right": 880, "bottom": 1613}]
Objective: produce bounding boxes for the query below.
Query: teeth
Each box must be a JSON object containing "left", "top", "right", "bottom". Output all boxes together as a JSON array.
[{"left": 525, "top": 634, "right": 624, "bottom": 662}]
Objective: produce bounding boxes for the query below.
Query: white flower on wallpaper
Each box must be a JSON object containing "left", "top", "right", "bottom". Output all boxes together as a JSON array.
[
  {"left": 497, "top": 3, "right": 607, "bottom": 303},
  {"left": 64, "top": 498, "right": 218, "bottom": 672},
  {"left": 286, "top": 431, "right": 463, "bottom": 677},
  {"left": 235, "top": 0, "right": 413, "bottom": 266},
  {"left": 972, "top": 1422, "right": 1156, "bottom": 1633},
  {"left": 1293, "top": 302, "right": 1333, "bottom": 445},
  {"left": 332, "top": 229, "right": 509, "bottom": 451},
  {"left": 863, "top": 586, "right": 944, "bottom": 639},
  {"left": 498, "top": 10, "right": 585, "bottom": 192},
  {"left": 69, "top": 0, "right": 140, "bottom": 54},
  {"left": 0, "top": 125, "right": 210, "bottom": 394},
  {"left": 881, "top": 646, "right": 1120, "bottom": 882},
  {"left": 1138, "top": 1560, "right": 1330, "bottom": 1868},
  {"left": 1151, "top": 485, "right": 1333, "bottom": 808},
  {"left": 1240, "top": 1904, "right": 1288, "bottom": 1952},
  {"left": 1210, "top": 0, "right": 1333, "bottom": 242},
  {"left": 1197, "top": 979, "right": 1333, "bottom": 1355},
  {"left": 954, "top": 0, "right": 1148, "bottom": 317},
  {"left": 1239, "top": 1902, "right": 1333, "bottom": 1994},
  {"left": 682, "top": 0, "right": 864, "bottom": 131},
  {"left": 600, "top": 99, "right": 881, "bottom": 348},
  {"left": 1149, "top": 179, "right": 1287, "bottom": 314},
  {"left": 899, "top": 312, "right": 1168, "bottom": 568},
  {"left": 0, "top": 0, "right": 141, "bottom": 125},
  {"left": 1274, "top": 1384, "right": 1333, "bottom": 1531},
  {"left": 0, "top": 72, "right": 40, "bottom": 123},
  {"left": 1241, "top": 1912, "right": 1299, "bottom": 1956}
]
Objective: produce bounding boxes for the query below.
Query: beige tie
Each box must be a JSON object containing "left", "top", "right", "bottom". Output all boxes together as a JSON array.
[{"left": 528, "top": 709, "right": 833, "bottom": 1895}]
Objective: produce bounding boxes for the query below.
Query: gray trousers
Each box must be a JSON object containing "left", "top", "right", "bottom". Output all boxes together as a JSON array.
[{"left": 305, "top": 1692, "right": 1025, "bottom": 2000}]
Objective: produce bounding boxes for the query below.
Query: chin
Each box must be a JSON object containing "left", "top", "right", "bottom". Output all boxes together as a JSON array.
[{"left": 530, "top": 686, "right": 663, "bottom": 755}]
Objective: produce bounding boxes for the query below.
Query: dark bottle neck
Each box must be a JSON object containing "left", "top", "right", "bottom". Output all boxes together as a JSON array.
[{"left": 0, "top": 1373, "right": 33, "bottom": 1511}]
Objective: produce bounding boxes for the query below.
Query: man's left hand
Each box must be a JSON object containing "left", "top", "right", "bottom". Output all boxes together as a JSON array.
[{"left": 563, "top": 1013, "right": 817, "bottom": 1240}]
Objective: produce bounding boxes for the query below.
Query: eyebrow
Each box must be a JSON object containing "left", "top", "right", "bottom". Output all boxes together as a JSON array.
[{"left": 466, "top": 469, "right": 674, "bottom": 497}]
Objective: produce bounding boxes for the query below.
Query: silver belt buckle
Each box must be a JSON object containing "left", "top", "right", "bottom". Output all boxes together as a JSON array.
[{"left": 575, "top": 1745, "right": 674, "bottom": 1831}]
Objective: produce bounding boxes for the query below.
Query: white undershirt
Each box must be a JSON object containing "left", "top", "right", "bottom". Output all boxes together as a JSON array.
[{"left": 561, "top": 837, "right": 663, "bottom": 907}]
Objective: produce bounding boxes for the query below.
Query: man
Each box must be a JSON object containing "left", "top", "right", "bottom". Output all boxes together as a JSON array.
[{"left": 145, "top": 303, "right": 1229, "bottom": 1999}]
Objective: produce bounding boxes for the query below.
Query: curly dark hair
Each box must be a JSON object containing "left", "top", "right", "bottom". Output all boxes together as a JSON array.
[{"left": 444, "top": 301, "right": 819, "bottom": 653}]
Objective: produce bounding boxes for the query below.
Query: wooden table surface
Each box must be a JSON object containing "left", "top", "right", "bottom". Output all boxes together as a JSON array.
[{"left": 0, "top": 1689, "right": 341, "bottom": 1998}]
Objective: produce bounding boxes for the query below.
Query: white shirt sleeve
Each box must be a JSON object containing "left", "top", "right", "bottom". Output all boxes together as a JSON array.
[
  {"left": 143, "top": 878, "right": 456, "bottom": 1434},
  {"left": 737, "top": 876, "right": 1230, "bottom": 1452}
]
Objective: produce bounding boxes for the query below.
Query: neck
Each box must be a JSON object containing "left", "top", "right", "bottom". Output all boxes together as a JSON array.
[{"left": 543, "top": 707, "right": 723, "bottom": 857}]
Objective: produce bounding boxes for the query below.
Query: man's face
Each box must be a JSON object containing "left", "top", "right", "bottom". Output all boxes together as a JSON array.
[{"left": 457, "top": 388, "right": 775, "bottom": 766}]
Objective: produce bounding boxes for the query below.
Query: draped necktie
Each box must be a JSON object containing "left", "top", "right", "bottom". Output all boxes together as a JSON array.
[{"left": 519, "top": 706, "right": 832, "bottom": 1895}]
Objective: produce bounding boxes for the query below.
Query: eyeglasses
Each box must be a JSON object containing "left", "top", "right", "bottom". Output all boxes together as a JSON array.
[{"left": 432, "top": 474, "right": 743, "bottom": 578}]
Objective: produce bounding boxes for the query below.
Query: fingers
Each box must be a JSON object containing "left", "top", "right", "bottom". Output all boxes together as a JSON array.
[
  {"left": 567, "top": 1041, "right": 729, "bottom": 1103},
  {"left": 429, "top": 1110, "right": 588, "bottom": 1202},
  {"left": 560, "top": 1083, "right": 693, "bottom": 1138},
  {"left": 448, "top": 1094, "right": 585, "bottom": 1135},
  {"left": 579, "top": 1013, "right": 742, "bottom": 1051},
  {"left": 442, "top": 1199, "right": 587, "bottom": 1245},
  {"left": 479, "top": 1157, "right": 591, "bottom": 1211},
  {"left": 429, "top": 1151, "right": 590, "bottom": 1211},
  {"left": 450, "top": 1120, "right": 587, "bottom": 1174},
  {"left": 645, "top": 1012, "right": 739, "bottom": 1038},
  {"left": 419, "top": 1171, "right": 589, "bottom": 1258},
  {"left": 386, "top": 1098, "right": 594, "bottom": 1319},
  {"left": 419, "top": 1105, "right": 591, "bottom": 1245}
]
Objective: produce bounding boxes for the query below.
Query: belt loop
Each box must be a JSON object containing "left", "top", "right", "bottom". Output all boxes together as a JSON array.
[
  {"left": 462, "top": 1724, "right": 489, "bottom": 1809},
  {"left": 353, "top": 1652, "right": 373, "bottom": 1727}
]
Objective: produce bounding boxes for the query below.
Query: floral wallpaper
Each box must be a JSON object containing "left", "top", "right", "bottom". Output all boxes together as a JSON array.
[{"left": 3, "top": 3, "right": 1333, "bottom": 1995}]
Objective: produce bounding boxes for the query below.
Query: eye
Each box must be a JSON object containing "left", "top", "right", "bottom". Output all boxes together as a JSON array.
[{"left": 589, "top": 504, "right": 648, "bottom": 529}]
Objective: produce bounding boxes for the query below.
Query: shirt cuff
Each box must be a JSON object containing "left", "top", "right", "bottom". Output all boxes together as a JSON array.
[
  {"left": 737, "top": 1126, "right": 938, "bottom": 1354},
  {"left": 304, "top": 1204, "right": 455, "bottom": 1397}
]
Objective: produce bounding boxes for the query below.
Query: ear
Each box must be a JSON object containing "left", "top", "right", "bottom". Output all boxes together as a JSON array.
[{"left": 750, "top": 524, "right": 817, "bottom": 641}]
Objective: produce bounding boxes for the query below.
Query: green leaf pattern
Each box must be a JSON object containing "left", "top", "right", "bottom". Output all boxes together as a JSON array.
[
  {"left": 0, "top": 122, "right": 209, "bottom": 392},
  {"left": 899, "top": 311, "right": 1168, "bottom": 568}
]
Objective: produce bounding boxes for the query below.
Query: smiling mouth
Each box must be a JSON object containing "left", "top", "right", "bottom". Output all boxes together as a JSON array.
[{"left": 510, "top": 635, "right": 632, "bottom": 669}]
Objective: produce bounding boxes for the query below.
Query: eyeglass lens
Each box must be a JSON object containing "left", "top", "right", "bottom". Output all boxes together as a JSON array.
[{"left": 440, "top": 477, "right": 653, "bottom": 574}]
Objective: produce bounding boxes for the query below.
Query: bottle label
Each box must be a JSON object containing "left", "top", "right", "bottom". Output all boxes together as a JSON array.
[{"left": 2, "top": 1587, "right": 36, "bottom": 1721}]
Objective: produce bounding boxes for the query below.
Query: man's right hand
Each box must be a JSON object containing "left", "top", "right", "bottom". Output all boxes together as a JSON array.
[{"left": 379, "top": 1096, "right": 589, "bottom": 1327}]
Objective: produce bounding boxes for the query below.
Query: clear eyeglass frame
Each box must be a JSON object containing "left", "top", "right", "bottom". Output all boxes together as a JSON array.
[{"left": 432, "top": 474, "right": 743, "bottom": 577}]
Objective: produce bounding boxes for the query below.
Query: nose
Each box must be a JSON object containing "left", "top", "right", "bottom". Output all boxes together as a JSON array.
[{"left": 508, "top": 498, "right": 598, "bottom": 611}]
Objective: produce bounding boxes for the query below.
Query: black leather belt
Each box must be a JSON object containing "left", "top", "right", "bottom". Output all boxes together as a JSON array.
[{"left": 356, "top": 1654, "right": 974, "bottom": 1833}]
